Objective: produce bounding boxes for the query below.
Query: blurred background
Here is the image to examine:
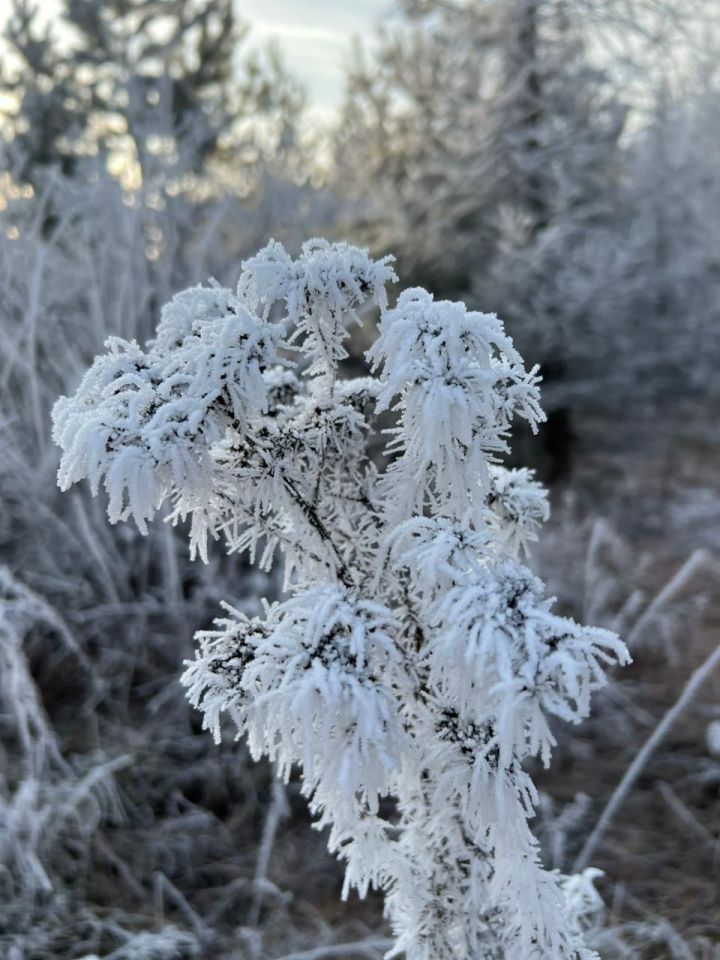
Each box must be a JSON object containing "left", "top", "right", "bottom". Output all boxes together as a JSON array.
[{"left": 1, "top": 1, "right": 719, "bottom": 957}]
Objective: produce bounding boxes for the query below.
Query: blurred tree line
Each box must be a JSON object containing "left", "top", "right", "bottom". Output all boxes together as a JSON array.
[
  {"left": 2, "top": 0, "right": 305, "bottom": 189},
  {"left": 2, "top": 0, "right": 719, "bottom": 463},
  {"left": 335, "top": 0, "right": 720, "bottom": 475}
]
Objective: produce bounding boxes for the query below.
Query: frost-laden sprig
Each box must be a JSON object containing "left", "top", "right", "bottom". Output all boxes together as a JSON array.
[
  {"left": 187, "top": 587, "right": 409, "bottom": 810},
  {"left": 487, "top": 464, "right": 550, "bottom": 556},
  {"left": 367, "top": 287, "right": 544, "bottom": 522},
  {"left": 54, "top": 238, "right": 629, "bottom": 960},
  {"left": 53, "top": 283, "right": 284, "bottom": 558},
  {"left": 239, "top": 238, "right": 396, "bottom": 388}
]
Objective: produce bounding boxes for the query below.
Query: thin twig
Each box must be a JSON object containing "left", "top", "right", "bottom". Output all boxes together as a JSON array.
[
  {"left": 283, "top": 474, "right": 354, "bottom": 588},
  {"left": 658, "top": 781, "right": 720, "bottom": 871},
  {"left": 269, "top": 938, "right": 393, "bottom": 960},
  {"left": 626, "top": 549, "right": 714, "bottom": 647},
  {"left": 153, "top": 870, "right": 212, "bottom": 944},
  {"left": 247, "top": 777, "right": 289, "bottom": 927},
  {"left": 94, "top": 832, "right": 146, "bottom": 901},
  {"left": 574, "top": 642, "right": 720, "bottom": 871}
]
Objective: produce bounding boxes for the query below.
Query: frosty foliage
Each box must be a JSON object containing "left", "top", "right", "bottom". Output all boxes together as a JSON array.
[
  {"left": 0, "top": 166, "right": 335, "bottom": 958},
  {"left": 53, "top": 282, "right": 284, "bottom": 555},
  {"left": 54, "top": 239, "right": 630, "bottom": 959}
]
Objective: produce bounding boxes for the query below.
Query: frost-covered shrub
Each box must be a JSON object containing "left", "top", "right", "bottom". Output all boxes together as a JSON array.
[{"left": 54, "top": 238, "right": 630, "bottom": 959}]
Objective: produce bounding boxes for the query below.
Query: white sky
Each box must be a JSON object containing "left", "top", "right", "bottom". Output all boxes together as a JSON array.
[{"left": 239, "top": 0, "right": 390, "bottom": 115}]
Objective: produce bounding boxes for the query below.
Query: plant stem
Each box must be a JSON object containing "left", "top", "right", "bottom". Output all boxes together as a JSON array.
[{"left": 574, "top": 642, "right": 720, "bottom": 872}]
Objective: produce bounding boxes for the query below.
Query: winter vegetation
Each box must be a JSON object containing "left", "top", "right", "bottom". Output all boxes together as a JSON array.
[
  {"left": 1, "top": 0, "right": 720, "bottom": 958},
  {"left": 53, "top": 237, "right": 631, "bottom": 957},
  {"left": 336, "top": 0, "right": 720, "bottom": 425}
]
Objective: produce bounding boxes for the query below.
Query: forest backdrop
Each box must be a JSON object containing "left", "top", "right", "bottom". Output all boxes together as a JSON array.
[{"left": 1, "top": 1, "right": 720, "bottom": 958}]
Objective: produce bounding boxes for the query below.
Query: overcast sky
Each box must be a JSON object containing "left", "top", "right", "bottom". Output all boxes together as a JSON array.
[{"left": 240, "top": 0, "right": 390, "bottom": 115}]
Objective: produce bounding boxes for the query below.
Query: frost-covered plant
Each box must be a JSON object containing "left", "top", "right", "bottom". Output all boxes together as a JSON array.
[{"left": 53, "top": 238, "right": 630, "bottom": 959}]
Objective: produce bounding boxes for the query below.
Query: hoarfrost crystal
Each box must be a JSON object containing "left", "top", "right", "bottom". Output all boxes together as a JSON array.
[{"left": 54, "top": 238, "right": 630, "bottom": 959}]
